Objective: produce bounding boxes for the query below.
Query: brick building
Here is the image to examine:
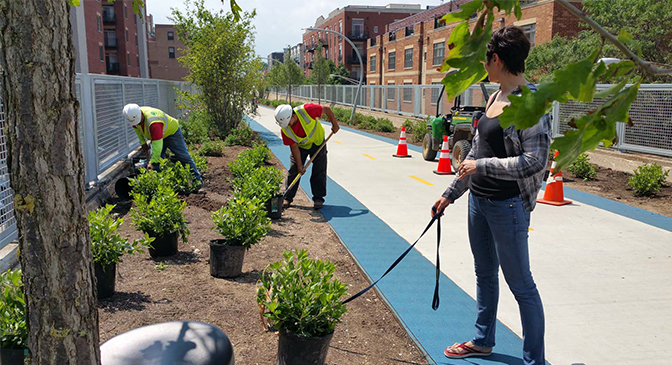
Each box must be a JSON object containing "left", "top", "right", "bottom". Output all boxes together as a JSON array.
[
  {"left": 302, "top": 4, "right": 423, "bottom": 81},
  {"left": 70, "top": 0, "right": 150, "bottom": 77},
  {"left": 148, "top": 24, "right": 190, "bottom": 81},
  {"left": 366, "top": 0, "right": 583, "bottom": 98}
]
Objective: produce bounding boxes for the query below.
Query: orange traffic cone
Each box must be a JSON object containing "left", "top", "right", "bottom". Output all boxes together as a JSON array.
[
  {"left": 434, "top": 135, "right": 454, "bottom": 175},
  {"left": 393, "top": 126, "right": 412, "bottom": 158},
  {"left": 537, "top": 151, "right": 572, "bottom": 206}
]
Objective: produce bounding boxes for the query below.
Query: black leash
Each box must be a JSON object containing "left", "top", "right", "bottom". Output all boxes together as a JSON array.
[{"left": 343, "top": 207, "right": 443, "bottom": 311}]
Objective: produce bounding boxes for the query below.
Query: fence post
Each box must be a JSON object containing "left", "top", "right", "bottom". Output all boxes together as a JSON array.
[
  {"left": 615, "top": 122, "right": 626, "bottom": 151},
  {"left": 551, "top": 101, "right": 560, "bottom": 138},
  {"left": 414, "top": 85, "right": 421, "bottom": 116},
  {"left": 397, "top": 86, "right": 401, "bottom": 113},
  {"left": 80, "top": 74, "right": 99, "bottom": 183}
]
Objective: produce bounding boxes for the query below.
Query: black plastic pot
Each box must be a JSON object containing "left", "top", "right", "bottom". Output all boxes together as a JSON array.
[
  {"left": 94, "top": 262, "right": 116, "bottom": 299},
  {"left": 148, "top": 231, "right": 179, "bottom": 258},
  {"left": 265, "top": 195, "right": 283, "bottom": 219},
  {"left": 277, "top": 330, "right": 334, "bottom": 365},
  {"left": 115, "top": 177, "right": 132, "bottom": 200},
  {"left": 0, "top": 348, "right": 27, "bottom": 365},
  {"left": 209, "top": 240, "right": 246, "bottom": 278}
]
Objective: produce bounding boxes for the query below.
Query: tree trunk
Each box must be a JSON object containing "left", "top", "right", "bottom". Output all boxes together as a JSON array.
[{"left": 0, "top": 1, "right": 101, "bottom": 364}]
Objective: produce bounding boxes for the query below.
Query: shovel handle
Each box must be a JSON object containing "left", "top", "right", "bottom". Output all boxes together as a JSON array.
[{"left": 284, "top": 132, "right": 334, "bottom": 195}]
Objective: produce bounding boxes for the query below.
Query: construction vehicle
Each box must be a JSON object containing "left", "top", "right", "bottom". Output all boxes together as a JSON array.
[{"left": 422, "top": 79, "right": 491, "bottom": 170}]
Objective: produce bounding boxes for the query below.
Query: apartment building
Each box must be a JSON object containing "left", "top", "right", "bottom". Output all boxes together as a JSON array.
[
  {"left": 268, "top": 52, "right": 285, "bottom": 70},
  {"left": 302, "top": 4, "right": 423, "bottom": 81},
  {"left": 289, "top": 44, "right": 304, "bottom": 70},
  {"left": 366, "top": 0, "right": 583, "bottom": 109},
  {"left": 70, "top": 0, "right": 150, "bottom": 77},
  {"left": 148, "top": 24, "right": 190, "bottom": 81}
]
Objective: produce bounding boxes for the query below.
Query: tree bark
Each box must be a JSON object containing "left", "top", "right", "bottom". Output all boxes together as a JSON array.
[{"left": 0, "top": 1, "right": 101, "bottom": 364}]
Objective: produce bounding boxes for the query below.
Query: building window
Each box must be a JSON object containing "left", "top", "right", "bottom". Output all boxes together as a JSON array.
[
  {"left": 405, "top": 25, "right": 414, "bottom": 37},
  {"left": 522, "top": 23, "right": 536, "bottom": 46},
  {"left": 97, "top": 16, "right": 102, "bottom": 31},
  {"left": 127, "top": 53, "right": 130, "bottom": 66},
  {"left": 134, "top": 14, "right": 137, "bottom": 25},
  {"left": 434, "top": 16, "right": 446, "bottom": 29},
  {"left": 124, "top": 5, "right": 127, "bottom": 18},
  {"left": 169, "top": 47, "right": 175, "bottom": 59},
  {"left": 135, "top": 34, "right": 138, "bottom": 46},
  {"left": 374, "top": 26, "right": 378, "bottom": 34},
  {"left": 403, "top": 83, "right": 412, "bottom": 102},
  {"left": 431, "top": 82, "right": 442, "bottom": 105},
  {"left": 168, "top": 31, "right": 174, "bottom": 41},
  {"left": 370, "top": 55, "right": 376, "bottom": 73},
  {"left": 137, "top": 55, "right": 140, "bottom": 67},
  {"left": 99, "top": 46, "right": 104, "bottom": 61},
  {"left": 352, "top": 18, "right": 364, "bottom": 38},
  {"left": 339, "top": 20, "right": 342, "bottom": 40},
  {"left": 338, "top": 44, "right": 342, "bottom": 60},
  {"left": 388, "top": 51, "right": 396, "bottom": 70},
  {"left": 387, "top": 83, "right": 396, "bottom": 101},
  {"left": 125, "top": 30, "right": 129, "bottom": 42},
  {"left": 389, "top": 31, "right": 397, "bottom": 42},
  {"left": 404, "top": 48, "right": 413, "bottom": 68},
  {"left": 433, "top": 42, "right": 445, "bottom": 66},
  {"left": 520, "top": 0, "right": 539, "bottom": 6}
]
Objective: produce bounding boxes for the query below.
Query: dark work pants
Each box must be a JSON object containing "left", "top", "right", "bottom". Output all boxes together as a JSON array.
[{"left": 285, "top": 143, "right": 327, "bottom": 203}]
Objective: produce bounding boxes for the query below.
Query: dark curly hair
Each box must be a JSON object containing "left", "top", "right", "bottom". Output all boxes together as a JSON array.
[{"left": 486, "top": 26, "right": 531, "bottom": 75}]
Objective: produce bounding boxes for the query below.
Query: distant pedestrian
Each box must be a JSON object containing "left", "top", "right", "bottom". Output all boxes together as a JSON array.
[
  {"left": 274, "top": 103, "right": 340, "bottom": 209},
  {"left": 432, "top": 26, "right": 551, "bottom": 365}
]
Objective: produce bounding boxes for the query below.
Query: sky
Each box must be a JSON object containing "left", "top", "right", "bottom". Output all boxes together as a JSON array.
[{"left": 147, "top": 0, "right": 432, "bottom": 58}]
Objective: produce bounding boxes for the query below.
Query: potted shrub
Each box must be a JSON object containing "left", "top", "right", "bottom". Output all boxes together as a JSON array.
[
  {"left": 89, "top": 204, "right": 153, "bottom": 299},
  {"left": 210, "top": 196, "right": 271, "bottom": 278},
  {"left": 257, "top": 250, "right": 348, "bottom": 365},
  {"left": 232, "top": 166, "right": 284, "bottom": 219},
  {"left": 130, "top": 186, "right": 189, "bottom": 258},
  {"left": 0, "top": 269, "right": 27, "bottom": 364}
]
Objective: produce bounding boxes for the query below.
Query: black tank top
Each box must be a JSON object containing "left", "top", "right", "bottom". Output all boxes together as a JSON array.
[{"left": 469, "top": 96, "right": 520, "bottom": 200}]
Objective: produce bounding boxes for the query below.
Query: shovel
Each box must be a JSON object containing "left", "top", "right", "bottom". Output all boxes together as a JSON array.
[{"left": 283, "top": 132, "right": 334, "bottom": 199}]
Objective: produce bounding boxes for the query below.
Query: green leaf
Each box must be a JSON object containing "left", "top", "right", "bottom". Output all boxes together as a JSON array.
[
  {"left": 577, "top": 61, "right": 606, "bottom": 103},
  {"left": 69, "top": 0, "right": 81, "bottom": 6},
  {"left": 442, "top": 0, "right": 483, "bottom": 24}
]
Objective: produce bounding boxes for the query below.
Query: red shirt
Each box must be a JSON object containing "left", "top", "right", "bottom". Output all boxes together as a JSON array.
[{"left": 281, "top": 103, "right": 323, "bottom": 146}]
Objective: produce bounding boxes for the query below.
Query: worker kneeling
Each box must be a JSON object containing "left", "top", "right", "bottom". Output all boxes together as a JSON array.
[
  {"left": 123, "top": 104, "right": 203, "bottom": 188},
  {"left": 275, "top": 103, "right": 339, "bottom": 210}
]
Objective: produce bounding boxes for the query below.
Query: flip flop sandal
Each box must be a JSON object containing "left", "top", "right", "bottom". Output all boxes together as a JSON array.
[{"left": 444, "top": 342, "right": 492, "bottom": 359}]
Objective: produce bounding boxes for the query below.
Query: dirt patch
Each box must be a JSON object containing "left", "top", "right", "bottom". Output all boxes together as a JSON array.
[
  {"left": 563, "top": 166, "right": 672, "bottom": 218},
  {"left": 99, "top": 149, "right": 428, "bottom": 365}
]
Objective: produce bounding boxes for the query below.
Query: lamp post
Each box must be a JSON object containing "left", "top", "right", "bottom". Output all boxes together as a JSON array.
[{"left": 304, "top": 27, "right": 363, "bottom": 124}]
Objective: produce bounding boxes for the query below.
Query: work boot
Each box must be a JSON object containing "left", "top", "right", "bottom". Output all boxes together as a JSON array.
[
  {"left": 313, "top": 199, "right": 324, "bottom": 210},
  {"left": 282, "top": 199, "right": 292, "bottom": 209}
]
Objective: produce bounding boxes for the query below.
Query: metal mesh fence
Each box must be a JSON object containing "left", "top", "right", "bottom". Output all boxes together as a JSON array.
[
  {"left": 95, "top": 82, "right": 125, "bottom": 171},
  {"left": 0, "top": 99, "right": 17, "bottom": 250}
]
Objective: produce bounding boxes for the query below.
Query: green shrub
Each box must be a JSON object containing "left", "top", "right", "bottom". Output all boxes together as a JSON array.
[
  {"left": 193, "top": 154, "right": 209, "bottom": 174},
  {"left": 181, "top": 109, "right": 213, "bottom": 145},
  {"left": 568, "top": 153, "right": 597, "bottom": 181},
  {"left": 327, "top": 107, "right": 350, "bottom": 124},
  {"left": 0, "top": 269, "right": 26, "bottom": 349},
  {"left": 628, "top": 163, "right": 670, "bottom": 197},
  {"left": 129, "top": 168, "right": 164, "bottom": 200},
  {"left": 403, "top": 118, "right": 427, "bottom": 143},
  {"left": 224, "top": 123, "right": 257, "bottom": 147},
  {"left": 228, "top": 155, "right": 256, "bottom": 179},
  {"left": 89, "top": 204, "right": 153, "bottom": 266},
  {"left": 257, "top": 250, "right": 348, "bottom": 337},
  {"left": 211, "top": 196, "right": 271, "bottom": 248},
  {"left": 198, "top": 139, "right": 225, "bottom": 157},
  {"left": 165, "top": 161, "right": 201, "bottom": 195},
  {"left": 130, "top": 186, "right": 189, "bottom": 242},
  {"left": 376, "top": 118, "right": 396, "bottom": 133},
  {"left": 229, "top": 144, "right": 271, "bottom": 179},
  {"left": 233, "top": 166, "right": 283, "bottom": 203}
]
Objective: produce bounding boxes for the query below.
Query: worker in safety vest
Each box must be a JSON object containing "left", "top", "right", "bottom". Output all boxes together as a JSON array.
[
  {"left": 122, "top": 104, "right": 202, "bottom": 186},
  {"left": 275, "top": 103, "right": 340, "bottom": 210}
]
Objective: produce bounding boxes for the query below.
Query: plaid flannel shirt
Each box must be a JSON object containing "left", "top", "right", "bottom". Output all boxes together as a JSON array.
[{"left": 442, "top": 85, "right": 552, "bottom": 212}]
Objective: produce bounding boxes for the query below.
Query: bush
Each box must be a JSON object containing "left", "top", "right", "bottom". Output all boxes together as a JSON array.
[
  {"left": 257, "top": 250, "right": 348, "bottom": 337},
  {"left": 130, "top": 186, "right": 189, "bottom": 242},
  {"left": 229, "top": 144, "right": 271, "bottom": 179},
  {"left": 193, "top": 154, "right": 209, "bottom": 174},
  {"left": 376, "top": 118, "right": 395, "bottom": 133},
  {"left": 0, "top": 269, "right": 26, "bottom": 349},
  {"left": 628, "top": 163, "right": 670, "bottom": 197},
  {"left": 211, "top": 196, "right": 271, "bottom": 248},
  {"left": 89, "top": 204, "right": 153, "bottom": 266},
  {"left": 129, "top": 168, "right": 164, "bottom": 200},
  {"left": 233, "top": 166, "right": 283, "bottom": 203},
  {"left": 198, "top": 139, "right": 225, "bottom": 157},
  {"left": 181, "top": 109, "right": 213, "bottom": 145},
  {"left": 568, "top": 153, "right": 597, "bottom": 181},
  {"left": 403, "top": 118, "right": 427, "bottom": 143},
  {"left": 224, "top": 123, "right": 257, "bottom": 147},
  {"left": 165, "top": 161, "right": 201, "bottom": 195}
]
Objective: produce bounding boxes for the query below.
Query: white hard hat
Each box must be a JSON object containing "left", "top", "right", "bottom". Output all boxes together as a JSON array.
[
  {"left": 274, "top": 104, "right": 293, "bottom": 128},
  {"left": 123, "top": 103, "right": 142, "bottom": 126}
]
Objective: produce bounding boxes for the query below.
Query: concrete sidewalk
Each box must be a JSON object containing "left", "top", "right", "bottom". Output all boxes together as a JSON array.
[{"left": 250, "top": 106, "right": 672, "bottom": 365}]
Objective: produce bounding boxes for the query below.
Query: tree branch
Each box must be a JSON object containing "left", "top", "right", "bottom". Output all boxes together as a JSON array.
[{"left": 557, "top": 0, "right": 672, "bottom": 76}]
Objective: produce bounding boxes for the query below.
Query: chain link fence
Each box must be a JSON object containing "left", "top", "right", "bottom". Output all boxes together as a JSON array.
[
  {"left": 0, "top": 74, "right": 192, "bottom": 250},
  {"left": 279, "top": 83, "right": 672, "bottom": 158}
]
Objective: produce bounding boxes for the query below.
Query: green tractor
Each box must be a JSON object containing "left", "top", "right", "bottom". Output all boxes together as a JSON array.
[{"left": 422, "top": 80, "right": 491, "bottom": 170}]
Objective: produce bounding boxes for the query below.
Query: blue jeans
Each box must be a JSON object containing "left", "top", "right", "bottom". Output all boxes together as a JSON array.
[
  {"left": 468, "top": 193, "right": 545, "bottom": 365},
  {"left": 160, "top": 127, "right": 202, "bottom": 182}
]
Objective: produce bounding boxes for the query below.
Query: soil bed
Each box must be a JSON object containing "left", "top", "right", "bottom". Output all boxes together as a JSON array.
[
  {"left": 563, "top": 166, "right": 672, "bottom": 218},
  {"left": 98, "top": 146, "right": 428, "bottom": 365}
]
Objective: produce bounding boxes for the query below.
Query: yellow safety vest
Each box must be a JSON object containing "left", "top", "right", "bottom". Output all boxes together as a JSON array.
[
  {"left": 282, "top": 105, "right": 325, "bottom": 150},
  {"left": 134, "top": 107, "right": 180, "bottom": 163}
]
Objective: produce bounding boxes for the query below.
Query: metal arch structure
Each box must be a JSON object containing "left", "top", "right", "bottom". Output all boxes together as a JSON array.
[{"left": 304, "top": 27, "right": 363, "bottom": 125}]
